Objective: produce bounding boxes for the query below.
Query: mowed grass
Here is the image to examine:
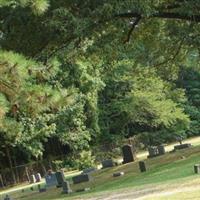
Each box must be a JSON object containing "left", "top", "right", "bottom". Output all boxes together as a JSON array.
[{"left": 6, "top": 144, "right": 200, "bottom": 200}]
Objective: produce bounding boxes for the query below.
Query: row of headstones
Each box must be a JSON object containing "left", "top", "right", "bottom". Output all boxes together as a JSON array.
[
  {"left": 147, "top": 143, "right": 192, "bottom": 158},
  {"left": 3, "top": 142, "right": 193, "bottom": 200},
  {"left": 29, "top": 173, "right": 42, "bottom": 183}
]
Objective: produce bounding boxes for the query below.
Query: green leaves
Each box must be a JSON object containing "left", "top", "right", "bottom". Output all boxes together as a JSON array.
[{"left": 0, "top": 0, "right": 49, "bottom": 15}]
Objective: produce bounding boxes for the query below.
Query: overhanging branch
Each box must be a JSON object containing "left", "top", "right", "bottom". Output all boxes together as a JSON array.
[{"left": 116, "top": 12, "right": 200, "bottom": 23}]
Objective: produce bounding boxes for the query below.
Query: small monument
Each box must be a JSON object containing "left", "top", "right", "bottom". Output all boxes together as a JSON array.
[
  {"left": 62, "top": 181, "right": 72, "bottom": 194},
  {"left": 113, "top": 172, "right": 124, "bottom": 177},
  {"left": 72, "top": 174, "right": 91, "bottom": 184},
  {"left": 139, "top": 161, "right": 146, "bottom": 172},
  {"left": 45, "top": 170, "right": 58, "bottom": 187},
  {"left": 101, "top": 159, "right": 114, "bottom": 168},
  {"left": 122, "top": 145, "right": 136, "bottom": 164},
  {"left": 30, "top": 174, "right": 36, "bottom": 184},
  {"left": 35, "top": 173, "right": 42, "bottom": 182},
  {"left": 55, "top": 171, "right": 65, "bottom": 187},
  {"left": 194, "top": 164, "right": 200, "bottom": 174}
]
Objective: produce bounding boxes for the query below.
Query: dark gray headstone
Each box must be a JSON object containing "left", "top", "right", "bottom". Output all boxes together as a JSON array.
[
  {"left": 102, "top": 159, "right": 114, "bottom": 168},
  {"left": 82, "top": 167, "right": 96, "bottom": 174},
  {"left": 139, "top": 161, "right": 146, "bottom": 172},
  {"left": 113, "top": 172, "right": 124, "bottom": 177},
  {"left": 158, "top": 145, "right": 165, "bottom": 155},
  {"left": 147, "top": 147, "right": 159, "bottom": 158},
  {"left": 55, "top": 171, "right": 65, "bottom": 187},
  {"left": 45, "top": 173, "right": 58, "bottom": 187},
  {"left": 35, "top": 173, "right": 42, "bottom": 182},
  {"left": 122, "top": 145, "right": 136, "bottom": 164},
  {"left": 174, "top": 143, "right": 191, "bottom": 150},
  {"left": 72, "top": 174, "right": 91, "bottom": 184},
  {"left": 194, "top": 164, "right": 200, "bottom": 174},
  {"left": 62, "top": 181, "right": 72, "bottom": 194}
]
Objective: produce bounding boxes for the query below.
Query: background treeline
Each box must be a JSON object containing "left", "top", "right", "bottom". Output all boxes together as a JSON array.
[{"left": 0, "top": 0, "right": 200, "bottom": 184}]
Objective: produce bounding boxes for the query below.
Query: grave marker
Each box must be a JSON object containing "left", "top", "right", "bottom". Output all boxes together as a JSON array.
[
  {"left": 113, "top": 172, "right": 124, "bottom": 177},
  {"left": 62, "top": 181, "right": 72, "bottom": 194},
  {"left": 194, "top": 164, "right": 200, "bottom": 174},
  {"left": 122, "top": 145, "right": 136, "bottom": 164},
  {"left": 35, "top": 173, "right": 42, "bottom": 182},
  {"left": 30, "top": 175, "right": 36, "bottom": 184},
  {"left": 101, "top": 159, "right": 114, "bottom": 168},
  {"left": 45, "top": 172, "right": 58, "bottom": 187},
  {"left": 139, "top": 161, "right": 146, "bottom": 172},
  {"left": 72, "top": 174, "right": 91, "bottom": 184},
  {"left": 55, "top": 171, "right": 65, "bottom": 187}
]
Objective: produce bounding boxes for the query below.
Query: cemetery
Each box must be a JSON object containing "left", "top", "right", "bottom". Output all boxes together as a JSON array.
[
  {"left": 0, "top": 1, "right": 200, "bottom": 200},
  {"left": 1, "top": 137, "right": 200, "bottom": 200}
]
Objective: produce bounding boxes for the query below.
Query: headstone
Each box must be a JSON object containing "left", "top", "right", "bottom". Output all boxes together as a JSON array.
[
  {"left": 62, "top": 181, "right": 72, "bottom": 194},
  {"left": 4, "top": 195, "right": 12, "bottom": 200},
  {"left": 174, "top": 143, "right": 191, "bottom": 151},
  {"left": 194, "top": 164, "right": 200, "bottom": 174},
  {"left": 158, "top": 145, "right": 165, "bottom": 155},
  {"left": 72, "top": 174, "right": 91, "bottom": 184},
  {"left": 30, "top": 174, "right": 36, "bottom": 184},
  {"left": 113, "top": 172, "right": 124, "bottom": 177},
  {"left": 38, "top": 185, "right": 47, "bottom": 193},
  {"left": 82, "top": 167, "right": 96, "bottom": 174},
  {"left": 76, "top": 188, "right": 90, "bottom": 192},
  {"left": 101, "top": 159, "right": 114, "bottom": 168},
  {"left": 139, "top": 161, "right": 146, "bottom": 172},
  {"left": 122, "top": 145, "right": 136, "bottom": 164},
  {"left": 35, "top": 173, "right": 42, "bottom": 182},
  {"left": 147, "top": 147, "right": 159, "bottom": 158},
  {"left": 55, "top": 171, "right": 65, "bottom": 187},
  {"left": 45, "top": 172, "right": 58, "bottom": 187}
]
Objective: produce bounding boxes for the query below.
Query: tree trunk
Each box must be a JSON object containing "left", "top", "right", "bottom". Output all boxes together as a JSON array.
[{"left": 5, "top": 146, "right": 16, "bottom": 184}]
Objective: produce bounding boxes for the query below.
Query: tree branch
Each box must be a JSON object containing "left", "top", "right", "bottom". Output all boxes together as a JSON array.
[
  {"left": 124, "top": 16, "right": 141, "bottom": 43},
  {"left": 116, "top": 12, "right": 200, "bottom": 23}
]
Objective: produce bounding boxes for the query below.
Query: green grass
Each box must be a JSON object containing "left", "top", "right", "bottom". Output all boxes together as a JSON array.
[{"left": 5, "top": 145, "right": 200, "bottom": 200}]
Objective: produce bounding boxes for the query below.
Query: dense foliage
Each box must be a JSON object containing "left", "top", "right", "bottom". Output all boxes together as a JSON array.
[{"left": 0, "top": 0, "right": 200, "bottom": 182}]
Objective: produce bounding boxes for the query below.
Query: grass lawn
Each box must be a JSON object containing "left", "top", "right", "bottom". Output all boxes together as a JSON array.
[{"left": 4, "top": 138, "right": 200, "bottom": 200}]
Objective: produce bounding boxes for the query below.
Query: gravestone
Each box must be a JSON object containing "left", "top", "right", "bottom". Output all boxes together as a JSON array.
[
  {"left": 45, "top": 172, "right": 58, "bottom": 187},
  {"left": 113, "top": 172, "right": 124, "bottom": 177},
  {"left": 55, "top": 171, "right": 65, "bottom": 187},
  {"left": 158, "top": 145, "right": 165, "bottom": 155},
  {"left": 76, "top": 188, "right": 90, "bottom": 192},
  {"left": 174, "top": 143, "right": 191, "bottom": 151},
  {"left": 194, "top": 164, "right": 200, "bottom": 174},
  {"left": 35, "top": 173, "right": 42, "bottom": 182},
  {"left": 30, "top": 174, "right": 36, "bottom": 184},
  {"left": 72, "top": 174, "right": 91, "bottom": 184},
  {"left": 62, "top": 181, "right": 72, "bottom": 194},
  {"left": 139, "top": 161, "right": 146, "bottom": 172},
  {"left": 147, "top": 147, "right": 159, "bottom": 158},
  {"left": 101, "top": 159, "right": 114, "bottom": 168},
  {"left": 122, "top": 145, "right": 136, "bottom": 164},
  {"left": 82, "top": 167, "right": 96, "bottom": 174}
]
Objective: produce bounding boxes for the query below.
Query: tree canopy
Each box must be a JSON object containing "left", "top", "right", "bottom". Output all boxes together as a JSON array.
[{"left": 0, "top": 0, "right": 200, "bottom": 181}]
